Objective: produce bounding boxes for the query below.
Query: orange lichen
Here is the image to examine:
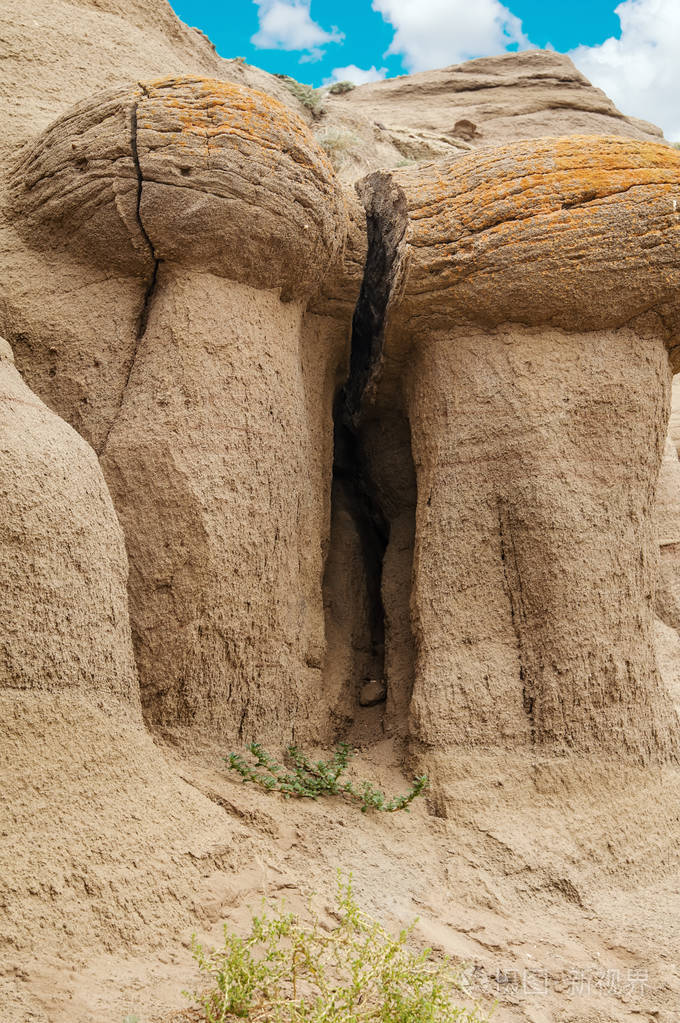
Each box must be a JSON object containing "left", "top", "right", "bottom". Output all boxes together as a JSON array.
[
  {"left": 135, "top": 76, "right": 333, "bottom": 178},
  {"left": 372, "top": 134, "right": 680, "bottom": 339},
  {"left": 398, "top": 135, "right": 680, "bottom": 296},
  {"left": 408, "top": 136, "right": 680, "bottom": 234}
]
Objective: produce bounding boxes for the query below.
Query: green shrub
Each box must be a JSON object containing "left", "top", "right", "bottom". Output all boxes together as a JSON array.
[
  {"left": 225, "top": 742, "right": 427, "bottom": 813},
  {"left": 328, "top": 80, "right": 356, "bottom": 95},
  {"left": 185, "top": 877, "right": 490, "bottom": 1023},
  {"left": 280, "top": 78, "right": 326, "bottom": 117}
]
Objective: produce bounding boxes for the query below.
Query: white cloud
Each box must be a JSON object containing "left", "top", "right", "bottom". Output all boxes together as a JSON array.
[
  {"left": 372, "top": 0, "right": 530, "bottom": 71},
  {"left": 326, "top": 64, "right": 388, "bottom": 85},
  {"left": 570, "top": 0, "right": 680, "bottom": 140},
  {"left": 251, "top": 0, "right": 343, "bottom": 54}
]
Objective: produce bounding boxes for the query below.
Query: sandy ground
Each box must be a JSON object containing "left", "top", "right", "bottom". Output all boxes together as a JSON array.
[{"left": 9, "top": 712, "right": 680, "bottom": 1023}]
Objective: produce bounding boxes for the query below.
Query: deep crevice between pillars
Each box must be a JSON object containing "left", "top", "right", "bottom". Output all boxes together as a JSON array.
[{"left": 323, "top": 173, "right": 416, "bottom": 739}]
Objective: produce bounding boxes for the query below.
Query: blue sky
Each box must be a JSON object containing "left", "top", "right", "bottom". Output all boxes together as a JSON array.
[{"left": 168, "top": 0, "right": 680, "bottom": 139}]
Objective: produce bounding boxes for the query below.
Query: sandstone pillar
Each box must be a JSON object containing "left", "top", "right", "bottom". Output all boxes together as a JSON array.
[
  {"left": 362, "top": 137, "right": 680, "bottom": 759},
  {"left": 9, "top": 77, "right": 352, "bottom": 743}
]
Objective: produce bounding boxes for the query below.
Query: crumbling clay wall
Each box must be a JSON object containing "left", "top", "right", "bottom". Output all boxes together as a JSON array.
[
  {"left": 0, "top": 336, "right": 138, "bottom": 702},
  {"left": 0, "top": 334, "right": 255, "bottom": 1023}
]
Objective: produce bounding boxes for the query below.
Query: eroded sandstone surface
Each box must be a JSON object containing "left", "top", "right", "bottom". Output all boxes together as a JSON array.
[{"left": 4, "top": 2, "right": 680, "bottom": 1022}]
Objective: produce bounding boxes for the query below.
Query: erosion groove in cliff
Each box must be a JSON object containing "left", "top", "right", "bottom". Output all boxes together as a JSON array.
[
  {"left": 325, "top": 173, "right": 414, "bottom": 722},
  {"left": 328, "top": 410, "right": 389, "bottom": 693}
]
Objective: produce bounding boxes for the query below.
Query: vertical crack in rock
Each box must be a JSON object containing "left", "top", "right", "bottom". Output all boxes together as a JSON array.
[
  {"left": 98, "top": 95, "right": 159, "bottom": 457},
  {"left": 325, "top": 173, "right": 410, "bottom": 714},
  {"left": 329, "top": 405, "right": 389, "bottom": 690},
  {"left": 498, "top": 500, "right": 536, "bottom": 740},
  {"left": 129, "top": 94, "right": 160, "bottom": 344},
  {"left": 344, "top": 173, "right": 408, "bottom": 420}
]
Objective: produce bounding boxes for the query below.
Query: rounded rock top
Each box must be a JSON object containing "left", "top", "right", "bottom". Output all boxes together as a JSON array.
[
  {"left": 389, "top": 135, "right": 680, "bottom": 334},
  {"left": 10, "top": 76, "right": 347, "bottom": 301}
]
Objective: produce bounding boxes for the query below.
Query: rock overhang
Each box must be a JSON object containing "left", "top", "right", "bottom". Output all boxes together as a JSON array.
[
  {"left": 9, "top": 76, "right": 348, "bottom": 302},
  {"left": 359, "top": 136, "right": 680, "bottom": 342}
]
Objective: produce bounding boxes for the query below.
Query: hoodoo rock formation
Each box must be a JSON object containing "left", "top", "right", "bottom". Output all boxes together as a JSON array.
[
  {"left": 9, "top": 76, "right": 356, "bottom": 742},
  {"left": 6, "top": 1, "right": 680, "bottom": 1017},
  {"left": 354, "top": 137, "right": 680, "bottom": 760}
]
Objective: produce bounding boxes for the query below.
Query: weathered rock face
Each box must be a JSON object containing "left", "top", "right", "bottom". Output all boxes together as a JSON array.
[
  {"left": 8, "top": 76, "right": 355, "bottom": 741},
  {"left": 0, "top": 335, "right": 138, "bottom": 703},
  {"left": 337, "top": 51, "right": 664, "bottom": 145},
  {"left": 352, "top": 137, "right": 680, "bottom": 760},
  {"left": 0, "top": 337, "right": 248, "bottom": 1021},
  {"left": 655, "top": 437, "right": 680, "bottom": 633},
  {"left": 670, "top": 376, "right": 680, "bottom": 455},
  {"left": 0, "top": 0, "right": 297, "bottom": 160},
  {"left": 3, "top": 15, "right": 680, "bottom": 762},
  {"left": 6, "top": 0, "right": 680, "bottom": 1018},
  {"left": 316, "top": 50, "right": 664, "bottom": 184}
]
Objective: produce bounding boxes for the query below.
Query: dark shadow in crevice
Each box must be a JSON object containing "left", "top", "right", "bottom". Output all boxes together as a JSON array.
[{"left": 322, "top": 173, "right": 413, "bottom": 737}]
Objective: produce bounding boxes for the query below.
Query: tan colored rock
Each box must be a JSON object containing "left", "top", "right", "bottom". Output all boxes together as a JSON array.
[
  {"left": 359, "top": 679, "right": 387, "bottom": 707},
  {"left": 0, "top": 335, "right": 256, "bottom": 1022},
  {"left": 6, "top": 1, "right": 680, "bottom": 1019},
  {"left": 334, "top": 50, "right": 663, "bottom": 147},
  {"left": 9, "top": 76, "right": 344, "bottom": 296},
  {"left": 670, "top": 374, "right": 680, "bottom": 455},
  {"left": 316, "top": 50, "right": 665, "bottom": 183},
  {"left": 9, "top": 76, "right": 354, "bottom": 742},
  {"left": 0, "top": 0, "right": 296, "bottom": 161},
  {"left": 654, "top": 617, "right": 680, "bottom": 713},
  {"left": 384, "top": 136, "right": 680, "bottom": 336},
  {"left": 0, "top": 335, "right": 138, "bottom": 702},
  {"left": 356, "top": 136, "right": 680, "bottom": 760},
  {"left": 0, "top": 0, "right": 308, "bottom": 457},
  {"left": 655, "top": 436, "right": 680, "bottom": 632}
]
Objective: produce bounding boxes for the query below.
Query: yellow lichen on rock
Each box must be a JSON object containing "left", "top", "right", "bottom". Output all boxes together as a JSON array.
[
  {"left": 390, "top": 136, "right": 680, "bottom": 335},
  {"left": 10, "top": 76, "right": 345, "bottom": 297}
]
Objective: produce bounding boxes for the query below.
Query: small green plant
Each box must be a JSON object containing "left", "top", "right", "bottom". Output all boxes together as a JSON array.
[
  {"left": 185, "top": 876, "right": 489, "bottom": 1023},
  {"left": 280, "top": 77, "right": 327, "bottom": 117},
  {"left": 225, "top": 742, "right": 427, "bottom": 813},
  {"left": 328, "top": 80, "right": 356, "bottom": 95},
  {"left": 317, "top": 129, "right": 359, "bottom": 170},
  {"left": 122, "top": 1015, "right": 140, "bottom": 1023}
]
